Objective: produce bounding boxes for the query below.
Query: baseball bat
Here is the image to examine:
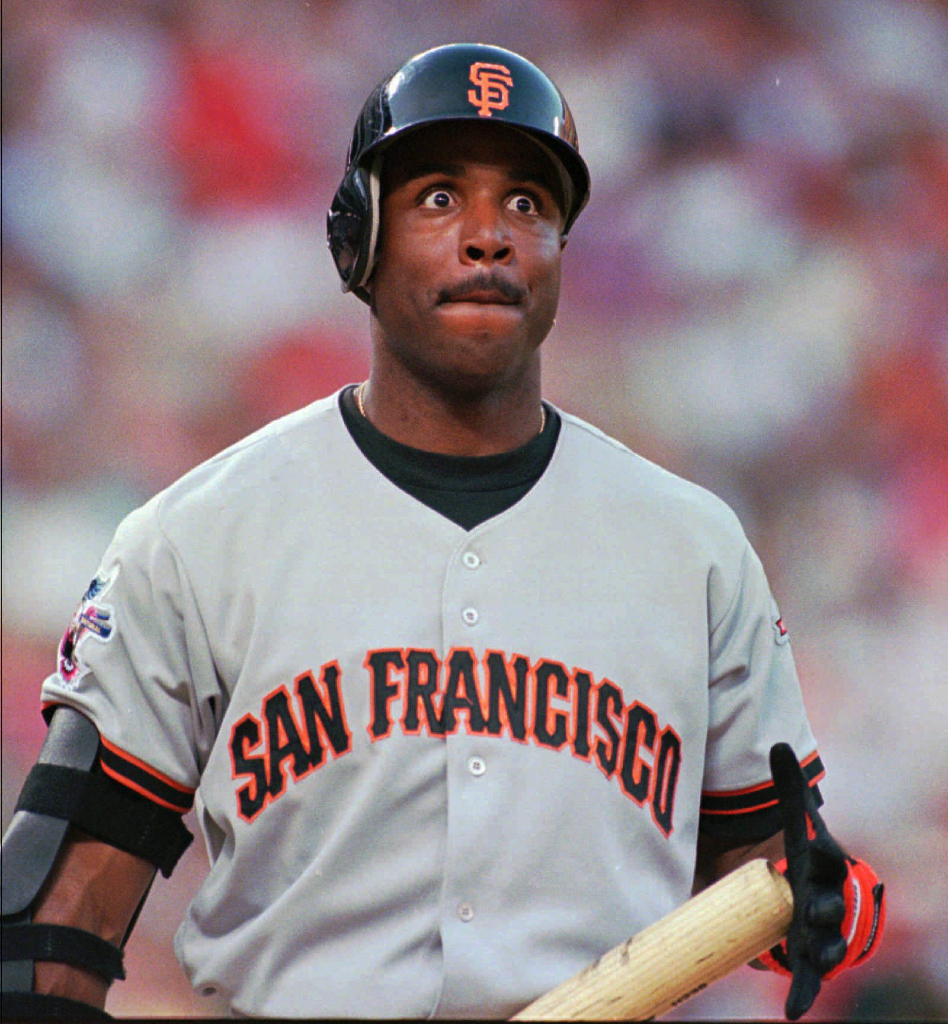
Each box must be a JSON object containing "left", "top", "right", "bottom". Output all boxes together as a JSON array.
[{"left": 511, "top": 858, "right": 793, "bottom": 1021}]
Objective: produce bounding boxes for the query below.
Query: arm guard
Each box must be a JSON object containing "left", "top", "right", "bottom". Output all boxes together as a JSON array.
[{"left": 1, "top": 707, "right": 194, "bottom": 1017}]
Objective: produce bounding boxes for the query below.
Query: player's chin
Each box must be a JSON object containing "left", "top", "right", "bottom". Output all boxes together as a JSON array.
[{"left": 428, "top": 341, "right": 536, "bottom": 396}]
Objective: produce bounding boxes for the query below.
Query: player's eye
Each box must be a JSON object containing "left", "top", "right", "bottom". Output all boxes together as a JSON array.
[
  {"left": 506, "top": 192, "right": 540, "bottom": 216},
  {"left": 421, "top": 189, "right": 454, "bottom": 209}
]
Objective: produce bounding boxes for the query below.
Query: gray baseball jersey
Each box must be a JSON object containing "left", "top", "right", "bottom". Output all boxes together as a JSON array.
[{"left": 41, "top": 390, "right": 822, "bottom": 1018}]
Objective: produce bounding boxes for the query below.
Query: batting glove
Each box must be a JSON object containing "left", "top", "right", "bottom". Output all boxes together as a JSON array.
[{"left": 761, "top": 743, "right": 886, "bottom": 1020}]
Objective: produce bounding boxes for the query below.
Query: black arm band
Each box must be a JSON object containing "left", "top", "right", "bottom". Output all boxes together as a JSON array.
[
  {"left": 699, "top": 784, "right": 825, "bottom": 845},
  {"left": 1, "top": 922, "right": 125, "bottom": 983},
  {"left": 15, "top": 764, "right": 193, "bottom": 877},
  {"left": 0, "top": 991, "right": 113, "bottom": 1020}
]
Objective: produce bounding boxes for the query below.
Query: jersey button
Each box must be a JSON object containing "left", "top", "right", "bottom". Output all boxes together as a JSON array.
[
  {"left": 462, "top": 607, "right": 479, "bottom": 626},
  {"left": 458, "top": 902, "right": 475, "bottom": 922},
  {"left": 467, "top": 755, "right": 486, "bottom": 777},
  {"left": 462, "top": 551, "right": 481, "bottom": 569}
]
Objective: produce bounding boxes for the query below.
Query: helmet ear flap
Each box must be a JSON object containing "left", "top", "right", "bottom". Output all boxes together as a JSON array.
[
  {"left": 327, "top": 81, "right": 388, "bottom": 304},
  {"left": 327, "top": 155, "right": 383, "bottom": 305},
  {"left": 327, "top": 165, "right": 371, "bottom": 296}
]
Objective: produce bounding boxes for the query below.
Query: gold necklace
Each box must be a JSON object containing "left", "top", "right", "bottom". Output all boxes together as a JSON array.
[{"left": 356, "top": 381, "right": 546, "bottom": 435}]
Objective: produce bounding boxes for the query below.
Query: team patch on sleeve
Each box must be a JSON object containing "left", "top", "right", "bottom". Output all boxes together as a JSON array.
[
  {"left": 98, "top": 735, "right": 195, "bottom": 813},
  {"left": 700, "top": 750, "right": 824, "bottom": 818},
  {"left": 57, "top": 570, "right": 117, "bottom": 688},
  {"left": 773, "top": 615, "right": 790, "bottom": 644}
]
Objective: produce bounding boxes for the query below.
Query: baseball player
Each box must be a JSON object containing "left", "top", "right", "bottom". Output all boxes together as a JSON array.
[{"left": 2, "top": 44, "right": 884, "bottom": 1020}]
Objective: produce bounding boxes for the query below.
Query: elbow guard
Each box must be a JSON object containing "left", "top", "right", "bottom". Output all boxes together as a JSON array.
[{"left": 1, "top": 707, "right": 194, "bottom": 1016}]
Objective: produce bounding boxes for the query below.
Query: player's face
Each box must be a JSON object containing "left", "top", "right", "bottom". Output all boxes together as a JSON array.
[{"left": 367, "top": 121, "right": 567, "bottom": 396}]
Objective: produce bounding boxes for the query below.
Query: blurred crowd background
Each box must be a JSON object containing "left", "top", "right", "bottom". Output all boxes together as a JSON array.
[{"left": 2, "top": 0, "right": 946, "bottom": 1018}]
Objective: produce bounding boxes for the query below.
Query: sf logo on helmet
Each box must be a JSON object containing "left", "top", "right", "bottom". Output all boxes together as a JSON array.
[{"left": 468, "top": 62, "right": 514, "bottom": 117}]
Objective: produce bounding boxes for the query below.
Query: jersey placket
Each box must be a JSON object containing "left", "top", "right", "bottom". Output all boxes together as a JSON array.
[{"left": 435, "top": 536, "right": 498, "bottom": 1014}]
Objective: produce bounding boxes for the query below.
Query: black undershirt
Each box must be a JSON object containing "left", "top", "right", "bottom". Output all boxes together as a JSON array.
[{"left": 339, "top": 385, "right": 560, "bottom": 530}]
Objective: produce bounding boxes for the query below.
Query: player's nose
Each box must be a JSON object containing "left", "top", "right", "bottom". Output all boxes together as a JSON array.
[{"left": 460, "top": 195, "right": 513, "bottom": 266}]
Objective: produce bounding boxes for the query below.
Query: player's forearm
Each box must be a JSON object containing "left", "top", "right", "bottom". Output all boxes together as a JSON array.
[
  {"left": 693, "top": 831, "right": 786, "bottom": 894},
  {"left": 33, "top": 957, "right": 109, "bottom": 1009},
  {"left": 691, "top": 830, "right": 787, "bottom": 971},
  {"left": 30, "top": 827, "right": 156, "bottom": 1005}
]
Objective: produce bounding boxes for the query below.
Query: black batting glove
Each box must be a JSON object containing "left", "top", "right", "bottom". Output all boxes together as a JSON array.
[{"left": 767, "top": 742, "right": 848, "bottom": 1020}]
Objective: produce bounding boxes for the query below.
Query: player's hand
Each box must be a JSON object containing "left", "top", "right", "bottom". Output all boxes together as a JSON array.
[{"left": 764, "top": 743, "right": 886, "bottom": 1021}]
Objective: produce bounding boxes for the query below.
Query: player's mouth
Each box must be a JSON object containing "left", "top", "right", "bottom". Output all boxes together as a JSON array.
[{"left": 437, "top": 274, "right": 525, "bottom": 306}]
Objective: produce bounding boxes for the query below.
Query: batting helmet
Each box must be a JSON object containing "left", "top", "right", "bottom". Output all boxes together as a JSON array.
[{"left": 327, "top": 43, "right": 590, "bottom": 303}]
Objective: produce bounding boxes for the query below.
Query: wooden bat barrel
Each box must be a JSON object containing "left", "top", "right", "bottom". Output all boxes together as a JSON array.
[{"left": 511, "top": 858, "right": 793, "bottom": 1021}]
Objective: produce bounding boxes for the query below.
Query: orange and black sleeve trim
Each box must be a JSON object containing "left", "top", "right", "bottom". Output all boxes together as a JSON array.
[
  {"left": 27, "top": 705, "right": 195, "bottom": 875},
  {"left": 98, "top": 735, "right": 195, "bottom": 814},
  {"left": 699, "top": 751, "right": 825, "bottom": 843}
]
